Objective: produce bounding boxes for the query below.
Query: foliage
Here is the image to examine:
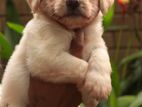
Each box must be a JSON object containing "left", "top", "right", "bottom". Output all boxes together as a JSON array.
[
  {"left": 120, "top": 51, "right": 142, "bottom": 66},
  {"left": 7, "top": 22, "right": 24, "bottom": 34},
  {"left": 0, "top": 0, "right": 23, "bottom": 59},
  {"left": 0, "top": 22, "right": 24, "bottom": 59},
  {"left": 103, "top": 5, "right": 115, "bottom": 30},
  {"left": 5, "top": 0, "right": 22, "bottom": 48},
  {"left": 0, "top": 32, "right": 13, "bottom": 59}
]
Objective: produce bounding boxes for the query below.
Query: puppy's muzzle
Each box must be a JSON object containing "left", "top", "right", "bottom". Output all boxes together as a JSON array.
[{"left": 66, "top": 0, "right": 81, "bottom": 16}]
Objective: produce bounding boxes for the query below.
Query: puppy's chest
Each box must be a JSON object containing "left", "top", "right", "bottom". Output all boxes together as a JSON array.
[{"left": 70, "top": 31, "right": 90, "bottom": 60}]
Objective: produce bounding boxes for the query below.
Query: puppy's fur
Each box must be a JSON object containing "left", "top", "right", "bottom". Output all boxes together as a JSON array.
[{"left": 1, "top": 0, "right": 114, "bottom": 107}]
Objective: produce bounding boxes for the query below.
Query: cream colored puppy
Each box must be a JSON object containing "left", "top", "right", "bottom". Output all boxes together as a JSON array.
[{"left": 1, "top": 0, "right": 114, "bottom": 107}]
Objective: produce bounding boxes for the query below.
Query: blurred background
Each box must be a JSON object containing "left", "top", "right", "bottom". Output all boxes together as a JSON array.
[{"left": 0, "top": 0, "right": 142, "bottom": 107}]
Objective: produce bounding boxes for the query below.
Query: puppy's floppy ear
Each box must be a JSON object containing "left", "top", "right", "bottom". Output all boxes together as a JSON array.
[
  {"left": 27, "top": 0, "right": 41, "bottom": 13},
  {"left": 99, "top": 0, "right": 114, "bottom": 15}
]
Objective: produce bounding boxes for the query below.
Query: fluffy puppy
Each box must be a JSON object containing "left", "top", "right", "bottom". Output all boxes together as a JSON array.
[{"left": 0, "top": 0, "right": 114, "bottom": 107}]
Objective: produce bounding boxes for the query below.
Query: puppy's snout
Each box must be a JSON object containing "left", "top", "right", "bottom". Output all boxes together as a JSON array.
[{"left": 66, "top": 0, "right": 80, "bottom": 11}]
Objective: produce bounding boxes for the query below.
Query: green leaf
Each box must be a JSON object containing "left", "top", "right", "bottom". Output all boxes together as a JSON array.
[
  {"left": 111, "top": 62, "right": 121, "bottom": 96},
  {"left": 117, "top": 96, "right": 136, "bottom": 107},
  {"left": 137, "top": 91, "right": 142, "bottom": 98},
  {"left": 129, "top": 91, "right": 142, "bottom": 107},
  {"left": 5, "top": 0, "right": 22, "bottom": 48},
  {"left": 80, "top": 103, "right": 85, "bottom": 107},
  {"left": 108, "top": 89, "right": 117, "bottom": 107},
  {"left": 103, "top": 5, "right": 115, "bottom": 30},
  {"left": 7, "top": 22, "right": 24, "bottom": 34},
  {"left": 120, "top": 59, "right": 142, "bottom": 95},
  {"left": 0, "top": 32, "right": 13, "bottom": 59},
  {"left": 120, "top": 51, "right": 142, "bottom": 66}
]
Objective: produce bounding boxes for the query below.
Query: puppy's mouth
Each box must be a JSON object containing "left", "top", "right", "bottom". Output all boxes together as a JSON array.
[
  {"left": 53, "top": 10, "right": 92, "bottom": 29},
  {"left": 64, "top": 10, "right": 88, "bottom": 18},
  {"left": 57, "top": 9, "right": 90, "bottom": 19}
]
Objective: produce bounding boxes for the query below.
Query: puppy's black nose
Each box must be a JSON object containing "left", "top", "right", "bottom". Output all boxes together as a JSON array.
[{"left": 66, "top": 0, "right": 80, "bottom": 11}]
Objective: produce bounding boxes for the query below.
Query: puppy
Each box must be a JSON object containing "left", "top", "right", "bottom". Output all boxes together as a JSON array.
[{"left": 0, "top": 0, "right": 114, "bottom": 107}]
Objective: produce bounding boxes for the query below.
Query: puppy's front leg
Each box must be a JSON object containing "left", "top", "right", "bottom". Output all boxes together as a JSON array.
[
  {"left": 86, "top": 47, "right": 112, "bottom": 98},
  {"left": 29, "top": 51, "right": 88, "bottom": 86},
  {"left": 80, "top": 37, "right": 112, "bottom": 106}
]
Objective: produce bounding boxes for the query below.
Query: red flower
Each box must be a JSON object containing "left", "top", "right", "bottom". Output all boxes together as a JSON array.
[{"left": 118, "top": 0, "right": 129, "bottom": 13}]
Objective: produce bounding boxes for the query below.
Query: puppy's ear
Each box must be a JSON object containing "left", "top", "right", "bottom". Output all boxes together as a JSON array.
[
  {"left": 99, "top": 0, "right": 114, "bottom": 15},
  {"left": 27, "top": 0, "right": 41, "bottom": 13}
]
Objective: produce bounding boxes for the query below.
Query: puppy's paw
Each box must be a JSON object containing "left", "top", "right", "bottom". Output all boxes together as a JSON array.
[
  {"left": 82, "top": 93, "right": 98, "bottom": 107},
  {"left": 84, "top": 99, "right": 98, "bottom": 107},
  {"left": 81, "top": 71, "right": 112, "bottom": 100}
]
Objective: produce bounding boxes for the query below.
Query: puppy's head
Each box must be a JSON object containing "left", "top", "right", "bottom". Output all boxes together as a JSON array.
[{"left": 27, "top": 0, "right": 114, "bottom": 29}]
